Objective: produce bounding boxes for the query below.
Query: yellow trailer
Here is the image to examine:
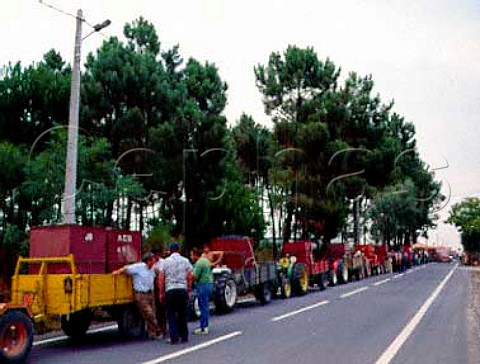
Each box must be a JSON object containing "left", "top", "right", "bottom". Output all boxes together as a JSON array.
[{"left": 0, "top": 255, "right": 145, "bottom": 364}]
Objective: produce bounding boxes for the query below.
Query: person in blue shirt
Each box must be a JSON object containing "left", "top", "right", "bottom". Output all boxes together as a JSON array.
[{"left": 112, "top": 252, "right": 162, "bottom": 339}]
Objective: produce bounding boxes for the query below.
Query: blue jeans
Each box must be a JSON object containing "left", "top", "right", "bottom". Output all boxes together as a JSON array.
[{"left": 196, "top": 282, "right": 213, "bottom": 329}]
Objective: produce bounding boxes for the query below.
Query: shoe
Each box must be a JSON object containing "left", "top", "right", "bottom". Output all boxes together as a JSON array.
[
  {"left": 181, "top": 338, "right": 189, "bottom": 343},
  {"left": 150, "top": 333, "right": 165, "bottom": 340},
  {"left": 194, "top": 327, "right": 209, "bottom": 335},
  {"left": 166, "top": 338, "right": 179, "bottom": 345}
]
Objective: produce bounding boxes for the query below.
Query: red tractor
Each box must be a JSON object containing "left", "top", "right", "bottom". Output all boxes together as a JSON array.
[
  {"left": 208, "top": 236, "right": 279, "bottom": 313},
  {"left": 280, "top": 240, "right": 346, "bottom": 295},
  {"left": 354, "top": 244, "right": 389, "bottom": 276}
]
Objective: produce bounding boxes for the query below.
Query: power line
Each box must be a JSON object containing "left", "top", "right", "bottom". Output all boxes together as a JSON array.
[{"left": 38, "top": 0, "right": 95, "bottom": 29}]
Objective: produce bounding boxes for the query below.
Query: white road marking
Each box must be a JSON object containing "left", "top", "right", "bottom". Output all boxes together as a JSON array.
[
  {"left": 33, "top": 324, "right": 118, "bottom": 347},
  {"left": 271, "top": 301, "right": 329, "bottom": 322},
  {"left": 375, "top": 263, "right": 458, "bottom": 364},
  {"left": 373, "top": 278, "right": 391, "bottom": 286},
  {"left": 340, "top": 286, "right": 369, "bottom": 298},
  {"left": 393, "top": 273, "right": 404, "bottom": 279},
  {"left": 141, "top": 331, "right": 243, "bottom": 364}
]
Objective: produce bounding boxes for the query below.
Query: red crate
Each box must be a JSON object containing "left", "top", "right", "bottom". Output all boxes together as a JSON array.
[
  {"left": 105, "top": 229, "right": 142, "bottom": 272},
  {"left": 29, "top": 225, "right": 107, "bottom": 274}
]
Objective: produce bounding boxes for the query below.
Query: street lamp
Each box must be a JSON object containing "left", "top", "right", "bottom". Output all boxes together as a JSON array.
[{"left": 63, "top": 10, "right": 111, "bottom": 224}]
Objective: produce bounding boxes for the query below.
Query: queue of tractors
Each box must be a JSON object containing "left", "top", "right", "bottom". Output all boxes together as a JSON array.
[
  {"left": 202, "top": 236, "right": 402, "bottom": 316},
  {"left": 0, "top": 228, "right": 427, "bottom": 364}
]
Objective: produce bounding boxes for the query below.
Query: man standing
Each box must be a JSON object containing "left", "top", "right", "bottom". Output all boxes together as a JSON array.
[
  {"left": 158, "top": 242, "right": 193, "bottom": 344},
  {"left": 112, "top": 252, "right": 161, "bottom": 340},
  {"left": 152, "top": 247, "right": 167, "bottom": 338},
  {"left": 191, "top": 247, "right": 213, "bottom": 335}
]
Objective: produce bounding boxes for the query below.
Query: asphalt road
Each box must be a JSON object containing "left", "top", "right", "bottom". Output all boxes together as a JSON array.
[{"left": 29, "top": 262, "right": 473, "bottom": 364}]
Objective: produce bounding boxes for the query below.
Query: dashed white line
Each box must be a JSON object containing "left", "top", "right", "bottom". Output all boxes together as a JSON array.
[
  {"left": 373, "top": 278, "right": 391, "bottom": 286},
  {"left": 33, "top": 324, "right": 118, "bottom": 347},
  {"left": 375, "top": 263, "right": 458, "bottom": 364},
  {"left": 271, "top": 301, "right": 330, "bottom": 322},
  {"left": 340, "top": 286, "right": 369, "bottom": 298},
  {"left": 393, "top": 273, "right": 404, "bottom": 279},
  {"left": 141, "top": 331, "right": 243, "bottom": 364}
]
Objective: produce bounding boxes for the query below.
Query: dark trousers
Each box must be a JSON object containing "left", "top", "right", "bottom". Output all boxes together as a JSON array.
[{"left": 166, "top": 289, "right": 189, "bottom": 342}]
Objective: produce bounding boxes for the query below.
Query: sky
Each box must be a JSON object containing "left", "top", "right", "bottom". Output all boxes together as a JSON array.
[{"left": 2, "top": 0, "right": 480, "bottom": 248}]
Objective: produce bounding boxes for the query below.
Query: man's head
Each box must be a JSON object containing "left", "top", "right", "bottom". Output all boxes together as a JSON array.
[
  {"left": 169, "top": 242, "right": 180, "bottom": 253},
  {"left": 151, "top": 247, "right": 164, "bottom": 261},
  {"left": 142, "top": 252, "right": 155, "bottom": 268},
  {"left": 190, "top": 247, "right": 201, "bottom": 263},
  {"left": 202, "top": 244, "right": 211, "bottom": 255}
]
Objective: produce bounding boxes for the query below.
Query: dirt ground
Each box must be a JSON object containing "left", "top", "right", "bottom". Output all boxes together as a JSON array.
[{"left": 468, "top": 268, "right": 480, "bottom": 364}]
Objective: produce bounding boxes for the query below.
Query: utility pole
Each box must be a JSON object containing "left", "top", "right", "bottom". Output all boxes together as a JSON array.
[{"left": 63, "top": 9, "right": 83, "bottom": 224}]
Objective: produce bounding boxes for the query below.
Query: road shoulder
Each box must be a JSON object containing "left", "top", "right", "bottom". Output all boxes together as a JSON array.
[{"left": 468, "top": 267, "right": 480, "bottom": 364}]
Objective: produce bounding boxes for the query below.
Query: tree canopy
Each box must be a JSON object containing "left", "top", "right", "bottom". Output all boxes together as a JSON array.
[
  {"left": 447, "top": 197, "right": 480, "bottom": 252},
  {"left": 0, "top": 22, "right": 443, "bottom": 285}
]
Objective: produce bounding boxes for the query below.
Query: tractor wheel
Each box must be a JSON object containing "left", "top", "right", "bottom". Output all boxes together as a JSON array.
[
  {"left": 214, "top": 278, "right": 237, "bottom": 314},
  {"left": 291, "top": 263, "right": 309, "bottom": 296},
  {"left": 188, "top": 293, "right": 201, "bottom": 321},
  {"left": 255, "top": 283, "right": 272, "bottom": 305},
  {"left": 355, "top": 267, "right": 363, "bottom": 281},
  {"left": 117, "top": 304, "right": 145, "bottom": 338},
  {"left": 61, "top": 309, "right": 91, "bottom": 340},
  {"left": 329, "top": 270, "right": 338, "bottom": 287},
  {"left": 280, "top": 276, "right": 292, "bottom": 299},
  {"left": 338, "top": 263, "right": 349, "bottom": 284},
  {"left": 365, "top": 262, "right": 372, "bottom": 277},
  {"left": 0, "top": 310, "right": 33, "bottom": 364}
]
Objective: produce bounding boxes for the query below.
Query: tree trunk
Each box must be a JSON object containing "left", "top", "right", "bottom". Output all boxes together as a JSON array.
[{"left": 266, "top": 177, "right": 278, "bottom": 259}]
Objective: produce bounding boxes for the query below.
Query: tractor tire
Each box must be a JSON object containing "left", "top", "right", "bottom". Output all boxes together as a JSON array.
[
  {"left": 214, "top": 278, "right": 237, "bottom": 314},
  {"left": 365, "top": 262, "right": 372, "bottom": 278},
  {"left": 60, "top": 309, "right": 91, "bottom": 340},
  {"left": 329, "top": 270, "right": 338, "bottom": 287},
  {"left": 117, "top": 304, "right": 145, "bottom": 338},
  {"left": 280, "top": 276, "right": 292, "bottom": 299},
  {"left": 291, "top": 263, "right": 309, "bottom": 296},
  {"left": 338, "top": 263, "right": 349, "bottom": 284},
  {"left": 0, "top": 310, "right": 33, "bottom": 364},
  {"left": 188, "top": 293, "right": 201, "bottom": 321},
  {"left": 255, "top": 283, "right": 272, "bottom": 305}
]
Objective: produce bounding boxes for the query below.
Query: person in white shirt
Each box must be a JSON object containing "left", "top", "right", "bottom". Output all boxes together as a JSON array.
[
  {"left": 112, "top": 252, "right": 161, "bottom": 339},
  {"left": 152, "top": 247, "right": 167, "bottom": 337},
  {"left": 158, "top": 242, "right": 193, "bottom": 344}
]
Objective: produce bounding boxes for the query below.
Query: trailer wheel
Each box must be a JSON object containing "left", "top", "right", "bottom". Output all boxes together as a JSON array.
[
  {"left": 61, "top": 309, "right": 91, "bottom": 340},
  {"left": 214, "top": 278, "right": 237, "bottom": 314},
  {"left": 117, "top": 305, "right": 145, "bottom": 338},
  {"left": 291, "top": 263, "right": 309, "bottom": 296},
  {"left": 255, "top": 283, "right": 272, "bottom": 305},
  {"left": 0, "top": 310, "right": 33, "bottom": 364},
  {"left": 280, "top": 276, "right": 292, "bottom": 299}
]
